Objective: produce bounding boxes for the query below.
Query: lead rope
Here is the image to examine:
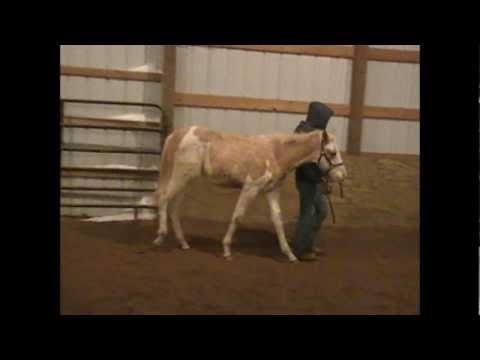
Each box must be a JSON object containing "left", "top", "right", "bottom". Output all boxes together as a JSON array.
[
  {"left": 326, "top": 194, "right": 336, "bottom": 225},
  {"left": 325, "top": 182, "right": 344, "bottom": 225}
]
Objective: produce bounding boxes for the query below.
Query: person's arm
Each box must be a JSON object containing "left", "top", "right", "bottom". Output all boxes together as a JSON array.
[{"left": 299, "top": 163, "right": 326, "bottom": 182}]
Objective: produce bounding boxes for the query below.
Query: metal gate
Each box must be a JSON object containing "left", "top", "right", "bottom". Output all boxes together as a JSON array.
[{"left": 60, "top": 98, "right": 163, "bottom": 217}]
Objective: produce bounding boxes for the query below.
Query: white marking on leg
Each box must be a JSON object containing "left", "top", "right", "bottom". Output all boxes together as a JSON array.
[
  {"left": 170, "top": 192, "right": 189, "bottom": 250},
  {"left": 153, "top": 128, "right": 205, "bottom": 245},
  {"left": 223, "top": 184, "right": 259, "bottom": 259},
  {"left": 154, "top": 166, "right": 195, "bottom": 245},
  {"left": 265, "top": 189, "right": 298, "bottom": 262},
  {"left": 154, "top": 191, "right": 168, "bottom": 245}
]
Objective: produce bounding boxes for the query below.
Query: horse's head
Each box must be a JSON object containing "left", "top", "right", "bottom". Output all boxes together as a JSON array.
[{"left": 317, "top": 131, "right": 347, "bottom": 183}]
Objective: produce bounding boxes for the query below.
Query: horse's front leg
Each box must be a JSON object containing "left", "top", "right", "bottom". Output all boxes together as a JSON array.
[
  {"left": 222, "top": 184, "right": 259, "bottom": 260},
  {"left": 265, "top": 189, "right": 298, "bottom": 262}
]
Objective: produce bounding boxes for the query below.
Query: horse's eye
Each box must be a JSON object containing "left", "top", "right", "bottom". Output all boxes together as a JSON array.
[{"left": 331, "top": 151, "right": 337, "bottom": 157}]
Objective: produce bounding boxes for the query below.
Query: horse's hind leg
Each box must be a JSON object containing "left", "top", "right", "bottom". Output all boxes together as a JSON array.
[
  {"left": 170, "top": 191, "right": 189, "bottom": 250},
  {"left": 153, "top": 181, "right": 187, "bottom": 246},
  {"left": 154, "top": 166, "right": 197, "bottom": 246},
  {"left": 153, "top": 190, "right": 169, "bottom": 246}
]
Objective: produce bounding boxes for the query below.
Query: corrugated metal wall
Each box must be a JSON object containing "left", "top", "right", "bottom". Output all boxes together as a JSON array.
[
  {"left": 60, "top": 45, "right": 419, "bottom": 217},
  {"left": 174, "top": 45, "right": 419, "bottom": 155},
  {"left": 363, "top": 45, "right": 420, "bottom": 154},
  {"left": 60, "top": 45, "right": 164, "bottom": 217},
  {"left": 174, "top": 46, "right": 353, "bottom": 151}
]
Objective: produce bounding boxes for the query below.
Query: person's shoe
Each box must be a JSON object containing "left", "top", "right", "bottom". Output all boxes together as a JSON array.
[
  {"left": 313, "top": 247, "right": 326, "bottom": 256},
  {"left": 297, "top": 252, "right": 318, "bottom": 261}
]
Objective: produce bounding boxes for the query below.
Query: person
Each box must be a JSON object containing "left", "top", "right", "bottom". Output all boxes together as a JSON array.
[{"left": 292, "top": 102, "right": 334, "bottom": 261}]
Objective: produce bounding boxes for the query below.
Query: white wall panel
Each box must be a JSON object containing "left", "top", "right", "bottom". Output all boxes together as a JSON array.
[
  {"left": 61, "top": 45, "right": 419, "bottom": 217},
  {"left": 208, "top": 48, "right": 228, "bottom": 95},
  {"left": 362, "top": 119, "right": 419, "bottom": 155},
  {"left": 174, "top": 46, "right": 352, "bottom": 147},
  {"left": 363, "top": 45, "right": 419, "bottom": 154},
  {"left": 61, "top": 45, "right": 164, "bottom": 216},
  {"left": 296, "top": 55, "right": 315, "bottom": 101},
  {"left": 261, "top": 53, "right": 281, "bottom": 99}
]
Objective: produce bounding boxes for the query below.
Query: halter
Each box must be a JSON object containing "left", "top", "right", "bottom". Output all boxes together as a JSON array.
[
  {"left": 316, "top": 130, "right": 345, "bottom": 224},
  {"left": 316, "top": 130, "right": 344, "bottom": 176}
]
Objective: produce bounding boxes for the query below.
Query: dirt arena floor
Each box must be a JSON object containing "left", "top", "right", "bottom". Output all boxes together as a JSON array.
[
  {"left": 61, "top": 153, "right": 419, "bottom": 315},
  {"left": 61, "top": 217, "right": 419, "bottom": 315}
]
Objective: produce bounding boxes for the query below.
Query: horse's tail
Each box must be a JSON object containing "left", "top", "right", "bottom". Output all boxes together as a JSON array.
[{"left": 156, "top": 126, "right": 191, "bottom": 195}]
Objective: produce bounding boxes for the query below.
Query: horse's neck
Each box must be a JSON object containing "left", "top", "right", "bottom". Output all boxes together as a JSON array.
[{"left": 274, "top": 131, "right": 321, "bottom": 173}]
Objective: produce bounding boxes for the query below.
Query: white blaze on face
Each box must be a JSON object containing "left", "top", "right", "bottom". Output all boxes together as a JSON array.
[{"left": 320, "top": 137, "right": 347, "bottom": 182}]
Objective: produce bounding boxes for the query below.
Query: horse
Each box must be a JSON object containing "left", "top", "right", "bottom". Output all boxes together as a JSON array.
[{"left": 153, "top": 125, "right": 347, "bottom": 262}]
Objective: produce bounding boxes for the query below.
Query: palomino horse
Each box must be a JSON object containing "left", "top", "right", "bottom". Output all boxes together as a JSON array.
[{"left": 153, "top": 126, "right": 347, "bottom": 262}]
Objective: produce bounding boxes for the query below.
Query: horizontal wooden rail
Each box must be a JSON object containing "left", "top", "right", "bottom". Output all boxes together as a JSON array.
[
  {"left": 62, "top": 116, "right": 163, "bottom": 133},
  {"left": 206, "top": 45, "right": 355, "bottom": 59},
  {"left": 61, "top": 65, "right": 163, "bottom": 82},
  {"left": 175, "top": 93, "right": 350, "bottom": 116},
  {"left": 61, "top": 191, "right": 139, "bottom": 201},
  {"left": 61, "top": 166, "right": 158, "bottom": 173},
  {"left": 61, "top": 166, "right": 158, "bottom": 180},
  {"left": 175, "top": 93, "right": 419, "bottom": 121},
  {"left": 61, "top": 204, "right": 158, "bottom": 209},
  {"left": 61, "top": 186, "right": 156, "bottom": 192},
  {"left": 61, "top": 143, "right": 161, "bottom": 155},
  {"left": 205, "top": 45, "right": 419, "bottom": 64},
  {"left": 364, "top": 106, "right": 419, "bottom": 121},
  {"left": 367, "top": 48, "right": 420, "bottom": 64}
]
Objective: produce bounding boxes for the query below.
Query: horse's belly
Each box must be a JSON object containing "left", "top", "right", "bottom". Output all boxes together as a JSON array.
[
  {"left": 209, "top": 178, "right": 244, "bottom": 189},
  {"left": 205, "top": 169, "right": 244, "bottom": 189}
]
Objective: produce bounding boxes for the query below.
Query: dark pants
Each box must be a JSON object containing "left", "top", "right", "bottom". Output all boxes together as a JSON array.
[{"left": 292, "top": 180, "right": 328, "bottom": 256}]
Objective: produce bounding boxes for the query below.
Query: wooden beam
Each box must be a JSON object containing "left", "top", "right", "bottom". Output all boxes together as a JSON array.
[
  {"left": 60, "top": 65, "right": 163, "bottom": 82},
  {"left": 61, "top": 204, "right": 157, "bottom": 209},
  {"left": 63, "top": 116, "right": 162, "bottom": 132},
  {"left": 206, "top": 45, "right": 354, "bottom": 59},
  {"left": 347, "top": 45, "right": 369, "bottom": 154},
  {"left": 61, "top": 166, "right": 158, "bottom": 180},
  {"left": 206, "top": 45, "right": 419, "bottom": 64},
  {"left": 367, "top": 48, "right": 420, "bottom": 64},
  {"left": 161, "top": 46, "right": 177, "bottom": 136},
  {"left": 175, "top": 92, "right": 419, "bottom": 121},
  {"left": 61, "top": 186, "right": 156, "bottom": 192},
  {"left": 61, "top": 191, "right": 139, "bottom": 201},
  {"left": 363, "top": 106, "right": 419, "bottom": 121},
  {"left": 175, "top": 93, "right": 351, "bottom": 117},
  {"left": 61, "top": 143, "right": 161, "bottom": 155}
]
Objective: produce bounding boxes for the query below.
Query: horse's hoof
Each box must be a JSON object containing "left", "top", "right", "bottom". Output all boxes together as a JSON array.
[
  {"left": 180, "top": 244, "right": 190, "bottom": 250},
  {"left": 289, "top": 257, "right": 298, "bottom": 263},
  {"left": 153, "top": 235, "right": 164, "bottom": 246},
  {"left": 224, "top": 255, "right": 232, "bottom": 261}
]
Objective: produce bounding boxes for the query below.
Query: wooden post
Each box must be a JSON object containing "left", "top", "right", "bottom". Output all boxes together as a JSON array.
[
  {"left": 347, "top": 45, "right": 369, "bottom": 154},
  {"left": 161, "top": 46, "right": 177, "bottom": 137}
]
